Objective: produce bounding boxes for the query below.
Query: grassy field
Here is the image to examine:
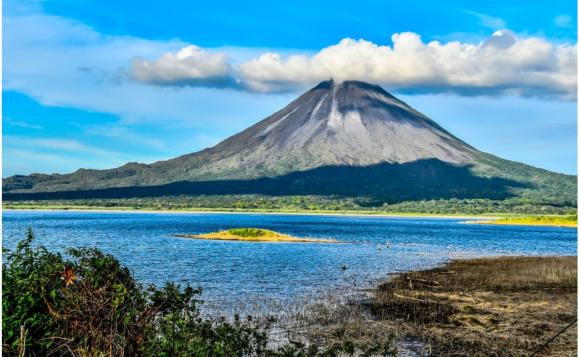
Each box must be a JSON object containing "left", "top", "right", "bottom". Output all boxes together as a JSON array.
[
  {"left": 292, "top": 256, "right": 577, "bottom": 356},
  {"left": 177, "top": 228, "right": 338, "bottom": 243}
]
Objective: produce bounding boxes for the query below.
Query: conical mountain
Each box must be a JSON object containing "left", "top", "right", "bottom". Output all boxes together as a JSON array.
[
  {"left": 3, "top": 80, "right": 576, "bottom": 207},
  {"left": 184, "top": 80, "right": 476, "bottom": 178}
]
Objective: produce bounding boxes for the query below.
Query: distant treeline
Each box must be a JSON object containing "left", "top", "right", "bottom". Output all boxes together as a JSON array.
[{"left": 3, "top": 195, "right": 576, "bottom": 215}]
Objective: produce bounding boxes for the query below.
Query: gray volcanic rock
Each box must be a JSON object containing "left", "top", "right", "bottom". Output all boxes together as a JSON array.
[
  {"left": 2, "top": 80, "right": 576, "bottom": 206},
  {"left": 190, "top": 80, "right": 476, "bottom": 178}
]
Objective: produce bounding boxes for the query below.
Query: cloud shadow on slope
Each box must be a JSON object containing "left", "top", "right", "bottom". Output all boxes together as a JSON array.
[{"left": 3, "top": 159, "right": 529, "bottom": 203}]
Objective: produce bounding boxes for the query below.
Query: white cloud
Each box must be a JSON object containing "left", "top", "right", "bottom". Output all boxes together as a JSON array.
[
  {"left": 130, "top": 30, "right": 576, "bottom": 99},
  {"left": 555, "top": 14, "right": 573, "bottom": 28},
  {"left": 4, "top": 0, "right": 576, "bottom": 176},
  {"left": 4, "top": 10, "right": 293, "bottom": 130},
  {"left": 235, "top": 31, "right": 577, "bottom": 99},
  {"left": 5, "top": 2, "right": 577, "bottom": 123},
  {"left": 132, "top": 45, "right": 236, "bottom": 87},
  {"left": 238, "top": 52, "right": 331, "bottom": 92}
]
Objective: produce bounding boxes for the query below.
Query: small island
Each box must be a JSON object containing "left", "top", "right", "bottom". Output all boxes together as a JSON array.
[{"left": 176, "top": 228, "right": 339, "bottom": 243}]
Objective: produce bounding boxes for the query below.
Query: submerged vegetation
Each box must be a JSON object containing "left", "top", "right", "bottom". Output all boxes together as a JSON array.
[
  {"left": 178, "top": 228, "right": 338, "bottom": 243},
  {"left": 2, "top": 230, "right": 394, "bottom": 356}
]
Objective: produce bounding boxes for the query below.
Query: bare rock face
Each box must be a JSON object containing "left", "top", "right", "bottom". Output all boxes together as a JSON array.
[{"left": 169, "top": 80, "right": 477, "bottom": 180}]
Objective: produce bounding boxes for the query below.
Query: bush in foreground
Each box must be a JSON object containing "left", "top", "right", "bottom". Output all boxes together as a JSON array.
[{"left": 3, "top": 229, "right": 396, "bottom": 356}]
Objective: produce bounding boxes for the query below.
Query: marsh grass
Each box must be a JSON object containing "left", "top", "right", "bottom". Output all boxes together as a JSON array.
[
  {"left": 480, "top": 214, "right": 577, "bottom": 227},
  {"left": 400, "top": 256, "right": 577, "bottom": 291},
  {"left": 282, "top": 256, "right": 577, "bottom": 356}
]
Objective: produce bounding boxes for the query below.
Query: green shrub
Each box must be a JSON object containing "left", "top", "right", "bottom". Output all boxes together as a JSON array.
[
  {"left": 3, "top": 229, "right": 397, "bottom": 356},
  {"left": 226, "top": 228, "right": 273, "bottom": 237}
]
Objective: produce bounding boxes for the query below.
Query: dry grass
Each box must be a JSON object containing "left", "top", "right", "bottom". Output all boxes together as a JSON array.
[
  {"left": 399, "top": 256, "right": 578, "bottom": 291},
  {"left": 290, "top": 256, "right": 577, "bottom": 356}
]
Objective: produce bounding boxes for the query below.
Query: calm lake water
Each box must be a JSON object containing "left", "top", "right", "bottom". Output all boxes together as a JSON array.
[{"left": 2, "top": 210, "right": 577, "bottom": 314}]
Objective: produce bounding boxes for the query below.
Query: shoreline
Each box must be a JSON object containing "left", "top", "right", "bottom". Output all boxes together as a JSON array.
[
  {"left": 466, "top": 220, "right": 577, "bottom": 228},
  {"left": 5, "top": 207, "right": 578, "bottom": 227},
  {"left": 176, "top": 234, "right": 340, "bottom": 243},
  {"left": 2, "top": 206, "right": 501, "bottom": 220},
  {"left": 297, "top": 255, "right": 578, "bottom": 356}
]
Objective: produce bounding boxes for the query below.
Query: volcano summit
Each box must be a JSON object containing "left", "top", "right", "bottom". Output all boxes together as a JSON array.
[{"left": 3, "top": 80, "right": 576, "bottom": 207}]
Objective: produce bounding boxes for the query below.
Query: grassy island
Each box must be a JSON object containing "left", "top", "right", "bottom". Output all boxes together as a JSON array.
[{"left": 176, "top": 227, "right": 338, "bottom": 243}]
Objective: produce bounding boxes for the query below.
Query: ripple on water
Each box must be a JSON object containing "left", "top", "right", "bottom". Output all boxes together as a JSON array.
[{"left": 2, "top": 210, "right": 577, "bottom": 315}]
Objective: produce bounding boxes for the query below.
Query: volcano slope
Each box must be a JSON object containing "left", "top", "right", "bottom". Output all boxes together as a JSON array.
[{"left": 3, "top": 80, "right": 576, "bottom": 211}]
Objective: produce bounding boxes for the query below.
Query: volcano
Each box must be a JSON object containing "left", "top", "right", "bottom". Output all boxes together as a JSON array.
[{"left": 3, "top": 80, "right": 576, "bottom": 206}]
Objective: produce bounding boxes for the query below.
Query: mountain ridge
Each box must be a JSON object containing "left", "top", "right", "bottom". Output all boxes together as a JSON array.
[{"left": 3, "top": 80, "right": 577, "bottom": 207}]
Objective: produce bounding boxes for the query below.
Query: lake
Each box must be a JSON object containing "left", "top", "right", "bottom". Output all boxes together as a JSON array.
[{"left": 2, "top": 210, "right": 577, "bottom": 315}]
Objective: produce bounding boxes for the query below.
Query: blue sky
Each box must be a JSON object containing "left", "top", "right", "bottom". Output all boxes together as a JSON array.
[{"left": 3, "top": 0, "right": 578, "bottom": 176}]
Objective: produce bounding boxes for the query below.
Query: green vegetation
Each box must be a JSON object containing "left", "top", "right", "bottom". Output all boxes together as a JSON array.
[
  {"left": 4, "top": 230, "right": 577, "bottom": 356},
  {"left": 3, "top": 194, "right": 577, "bottom": 215},
  {"left": 226, "top": 228, "right": 273, "bottom": 238},
  {"left": 2, "top": 230, "right": 395, "bottom": 356},
  {"left": 4, "top": 154, "right": 577, "bottom": 211},
  {"left": 476, "top": 214, "right": 577, "bottom": 227},
  {"left": 473, "top": 153, "right": 577, "bottom": 208}
]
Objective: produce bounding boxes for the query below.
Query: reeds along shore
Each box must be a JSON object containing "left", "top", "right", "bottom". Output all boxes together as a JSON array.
[
  {"left": 290, "top": 256, "right": 578, "bottom": 356},
  {"left": 471, "top": 214, "right": 577, "bottom": 228},
  {"left": 3, "top": 230, "right": 577, "bottom": 356}
]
